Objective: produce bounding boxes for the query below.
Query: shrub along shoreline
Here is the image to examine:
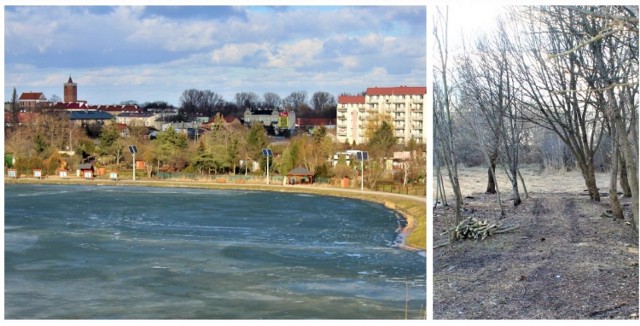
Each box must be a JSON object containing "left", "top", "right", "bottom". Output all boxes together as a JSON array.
[{"left": 5, "top": 177, "right": 426, "bottom": 251}]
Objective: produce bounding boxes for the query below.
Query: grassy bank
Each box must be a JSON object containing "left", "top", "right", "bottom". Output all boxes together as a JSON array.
[{"left": 5, "top": 177, "right": 426, "bottom": 250}]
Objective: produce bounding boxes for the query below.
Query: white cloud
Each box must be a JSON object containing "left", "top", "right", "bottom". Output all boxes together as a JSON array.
[
  {"left": 338, "top": 56, "right": 360, "bottom": 70},
  {"left": 210, "top": 43, "right": 268, "bottom": 65},
  {"left": 5, "top": 6, "right": 426, "bottom": 105},
  {"left": 126, "top": 17, "right": 219, "bottom": 52},
  {"left": 4, "top": 13, "right": 58, "bottom": 54},
  {"left": 266, "top": 38, "right": 324, "bottom": 69},
  {"left": 360, "top": 33, "right": 385, "bottom": 48}
]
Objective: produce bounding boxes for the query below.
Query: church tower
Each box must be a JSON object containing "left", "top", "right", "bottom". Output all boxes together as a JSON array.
[{"left": 63, "top": 76, "right": 77, "bottom": 103}]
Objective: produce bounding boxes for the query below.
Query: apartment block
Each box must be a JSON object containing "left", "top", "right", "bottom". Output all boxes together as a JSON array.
[{"left": 337, "top": 86, "right": 426, "bottom": 145}]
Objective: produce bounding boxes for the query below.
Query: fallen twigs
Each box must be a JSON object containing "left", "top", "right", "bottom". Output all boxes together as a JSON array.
[{"left": 435, "top": 217, "right": 520, "bottom": 248}]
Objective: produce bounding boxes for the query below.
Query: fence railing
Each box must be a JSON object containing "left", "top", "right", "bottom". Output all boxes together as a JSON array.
[
  {"left": 20, "top": 170, "right": 425, "bottom": 196},
  {"left": 154, "top": 173, "right": 334, "bottom": 185},
  {"left": 374, "top": 184, "right": 426, "bottom": 197}
]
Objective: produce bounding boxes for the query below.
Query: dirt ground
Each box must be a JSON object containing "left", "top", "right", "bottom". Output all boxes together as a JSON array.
[{"left": 433, "top": 166, "right": 639, "bottom": 319}]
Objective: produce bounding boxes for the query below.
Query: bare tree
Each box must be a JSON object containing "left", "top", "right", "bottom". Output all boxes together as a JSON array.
[
  {"left": 283, "top": 91, "right": 310, "bottom": 116},
  {"left": 538, "top": 5, "right": 638, "bottom": 229},
  {"left": 455, "top": 15, "right": 527, "bottom": 209},
  {"left": 581, "top": 5, "right": 638, "bottom": 229},
  {"left": 434, "top": 7, "right": 463, "bottom": 225},
  {"left": 311, "top": 91, "right": 336, "bottom": 111},
  {"left": 262, "top": 92, "right": 282, "bottom": 109},
  {"left": 511, "top": 6, "right": 608, "bottom": 202},
  {"left": 537, "top": 128, "right": 573, "bottom": 171},
  {"left": 49, "top": 94, "right": 61, "bottom": 103},
  {"left": 456, "top": 39, "right": 503, "bottom": 195},
  {"left": 234, "top": 92, "right": 260, "bottom": 110},
  {"left": 180, "top": 89, "right": 225, "bottom": 117},
  {"left": 607, "top": 121, "right": 625, "bottom": 219}
]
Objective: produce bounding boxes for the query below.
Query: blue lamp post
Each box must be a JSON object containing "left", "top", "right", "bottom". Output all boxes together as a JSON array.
[
  {"left": 262, "top": 148, "right": 272, "bottom": 185},
  {"left": 355, "top": 151, "right": 368, "bottom": 191},
  {"left": 128, "top": 145, "right": 138, "bottom": 181}
]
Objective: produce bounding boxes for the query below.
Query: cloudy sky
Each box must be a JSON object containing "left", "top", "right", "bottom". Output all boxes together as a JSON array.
[{"left": 4, "top": 5, "right": 426, "bottom": 107}]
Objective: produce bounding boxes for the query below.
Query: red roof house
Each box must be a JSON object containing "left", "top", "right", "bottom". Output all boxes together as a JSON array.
[
  {"left": 337, "top": 95, "right": 366, "bottom": 104},
  {"left": 366, "top": 86, "right": 426, "bottom": 96},
  {"left": 18, "top": 92, "right": 48, "bottom": 110}
]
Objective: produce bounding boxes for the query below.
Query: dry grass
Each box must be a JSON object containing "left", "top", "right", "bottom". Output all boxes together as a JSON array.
[{"left": 437, "top": 165, "right": 610, "bottom": 198}]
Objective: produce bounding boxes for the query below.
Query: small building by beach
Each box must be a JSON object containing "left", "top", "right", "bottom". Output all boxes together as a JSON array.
[
  {"left": 286, "top": 167, "right": 314, "bottom": 185},
  {"left": 78, "top": 163, "right": 94, "bottom": 179}
]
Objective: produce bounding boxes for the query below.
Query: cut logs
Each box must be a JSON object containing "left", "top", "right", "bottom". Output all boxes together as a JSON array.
[
  {"left": 453, "top": 217, "right": 500, "bottom": 240},
  {"left": 439, "top": 216, "right": 520, "bottom": 242},
  {"left": 435, "top": 217, "right": 520, "bottom": 249}
]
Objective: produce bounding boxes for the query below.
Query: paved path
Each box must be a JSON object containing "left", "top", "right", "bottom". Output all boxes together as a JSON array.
[
  {"left": 8, "top": 177, "right": 426, "bottom": 203},
  {"left": 131, "top": 179, "right": 427, "bottom": 204}
]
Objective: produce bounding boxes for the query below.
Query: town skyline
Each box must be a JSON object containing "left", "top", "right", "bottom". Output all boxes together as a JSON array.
[{"left": 4, "top": 5, "right": 426, "bottom": 107}]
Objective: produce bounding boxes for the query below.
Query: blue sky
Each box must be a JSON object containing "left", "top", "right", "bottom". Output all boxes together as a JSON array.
[{"left": 4, "top": 5, "right": 426, "bottom": 106}]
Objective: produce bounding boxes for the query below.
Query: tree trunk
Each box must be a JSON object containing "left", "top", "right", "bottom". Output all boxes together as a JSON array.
[
  {"left": 485, "top": 155, "right": 497, "bottom": 194},
  {"left": 439, "top": 172, "right": 448, "bottom": 206},
  {"left": 579, "top": 160, "right": 601, "bottom": 202},
  {"left": 452, "top": 174, "right": 463, "bottom": 224},
  {"left": 517, "top": 168, "right": 529, "bottom": 199},
  {"left": 510, "top": 164, "right": 521, "bottom": 207},
  {"left": 609, "top": 140, "right": 624, "bottom": 219},
  {"left": 613, "top": 114, "right": 639, "bottom": 231},
  {"left": 619, "top": 152, "right": 632, "bottom": 197},
  {"left": 435, "top": 157, "right": 448, "bottom": 207}
]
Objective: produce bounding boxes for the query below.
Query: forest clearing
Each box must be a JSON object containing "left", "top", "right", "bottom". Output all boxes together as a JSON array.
[
  {"left": 433, "top": 5, "right": 638, "bottom": 319},
  {"left": 433, "top": 166, "right": 638, "bottom": 319}
]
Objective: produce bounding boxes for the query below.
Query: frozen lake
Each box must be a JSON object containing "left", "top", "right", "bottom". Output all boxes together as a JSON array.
[{"left": 4, "top": 184, "right": 425, "bottom": 319}]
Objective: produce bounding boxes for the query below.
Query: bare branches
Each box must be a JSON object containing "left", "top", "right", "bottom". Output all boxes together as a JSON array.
[{"left": 434, "top": 6, "right": 464, "bottom": 225}]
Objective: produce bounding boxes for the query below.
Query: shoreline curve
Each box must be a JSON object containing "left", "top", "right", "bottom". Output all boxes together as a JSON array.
[{"left": 4, "top": 177, "right": 426, "bottom": 252}]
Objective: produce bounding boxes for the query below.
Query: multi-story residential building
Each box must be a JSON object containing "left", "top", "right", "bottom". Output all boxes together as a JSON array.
[
  {"left": 336, "top": 95, "right": 366, "bottom": 144},
  {"left": 337, "top": 86, "right": 426, "bottom": 145}
]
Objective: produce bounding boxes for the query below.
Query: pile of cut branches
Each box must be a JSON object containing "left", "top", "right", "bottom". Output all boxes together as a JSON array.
[
  {"left": 435, "top": 217, "right": 520, "bottom": 249},
  {"left": 452, "top": 217, "right": 500, "bottom": 240}
]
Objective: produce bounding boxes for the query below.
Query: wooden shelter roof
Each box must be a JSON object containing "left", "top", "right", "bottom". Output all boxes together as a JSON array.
[
  {"left": 286, "top": 167, "right": 314, "bottom": 176},
  {"left": 78, "top": 163, "right": 94, "bottom": 170}
]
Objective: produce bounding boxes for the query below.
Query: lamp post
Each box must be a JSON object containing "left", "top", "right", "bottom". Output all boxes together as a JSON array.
[
  {"left": 128, "top": 145, "right": 138, "bottom": 181},
  {"left": 262, "top": 148, "right": 272, "bottom": 185},
  {"left": 356, "top": 151, "right": 368, "bottom": 191}
]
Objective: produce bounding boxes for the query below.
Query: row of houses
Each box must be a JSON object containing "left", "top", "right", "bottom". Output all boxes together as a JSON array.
[
  {"left": 6, "top": 108, "right": 165, "bottom": 129},
  {"left": 11, "top": 78, "right": 426, "bottom": 145}
]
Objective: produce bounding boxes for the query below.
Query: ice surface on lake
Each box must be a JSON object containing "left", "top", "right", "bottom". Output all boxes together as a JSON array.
[{"left": 5, "top": 184, "right": 425, "bottom": 319}]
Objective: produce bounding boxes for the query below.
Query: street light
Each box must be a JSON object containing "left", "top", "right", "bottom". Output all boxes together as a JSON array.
[
  {"left": 355, "top": 151, "right": 368, "bottom": 191},
  {"left": 262, "top": 148, "right": 272, "bottom": 185},
  {"left": 128, "top": 145, "right": 138, "bottom": 181}
]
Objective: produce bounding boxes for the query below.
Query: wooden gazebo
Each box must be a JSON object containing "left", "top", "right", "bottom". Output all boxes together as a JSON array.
[{"left": 286, "top": 167, "right": 314, "bottom": 185}]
